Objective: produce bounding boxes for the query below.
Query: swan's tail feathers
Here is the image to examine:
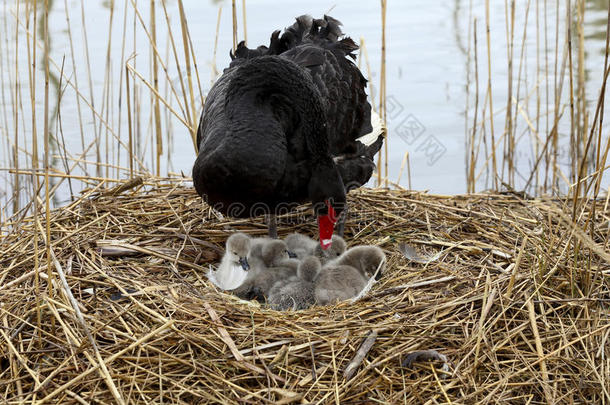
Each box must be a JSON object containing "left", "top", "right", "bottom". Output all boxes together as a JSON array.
[
  {"left": 287, "top": 15, "right": 314, "bottom": 44},
  {"left": 230, "top": 41, "right": 269, "bottom": 61},
  {"left": 311, "top": 15, "right": 343, "bottom": 41},
  {"left": 356, "top": 109, "right": 386, "bottom": 158},
  {"left": 230, "top": 15, "right": 357, "bottom": 65},
  {"left": 283, "top": 14, "right": 344, "bottom": 45}
]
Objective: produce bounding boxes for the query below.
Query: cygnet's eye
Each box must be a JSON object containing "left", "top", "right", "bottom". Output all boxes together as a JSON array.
[{"left": 232, "top": 251, "right": 238, "bottom": 256}]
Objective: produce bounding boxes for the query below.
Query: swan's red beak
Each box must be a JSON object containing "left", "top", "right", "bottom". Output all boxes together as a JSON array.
[{"left": 317, "top": 200, "right": 337, "bottom": 250}]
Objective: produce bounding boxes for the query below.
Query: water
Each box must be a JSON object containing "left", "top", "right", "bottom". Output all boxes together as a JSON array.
[{"left": 0, "top": 0, "right": 609, "bottom": 214}]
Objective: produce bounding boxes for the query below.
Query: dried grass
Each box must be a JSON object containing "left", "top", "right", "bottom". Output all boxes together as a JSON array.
[{"left": 0, "top": 177, "right": 609, "bottom": 404}]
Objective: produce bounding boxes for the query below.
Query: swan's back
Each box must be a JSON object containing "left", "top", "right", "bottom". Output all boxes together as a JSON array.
[{"left": 230, "top": 15, "right": 375, "bottom": 157}]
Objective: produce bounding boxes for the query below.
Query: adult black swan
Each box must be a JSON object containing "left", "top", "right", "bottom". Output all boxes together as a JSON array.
[{"left": 193, "top": 15, "right": 384, "bottom": 249}]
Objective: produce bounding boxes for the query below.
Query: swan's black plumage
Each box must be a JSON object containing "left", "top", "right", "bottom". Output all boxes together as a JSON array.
[{"left": 193, "top": 15, "right": 383, "bottom": 219}]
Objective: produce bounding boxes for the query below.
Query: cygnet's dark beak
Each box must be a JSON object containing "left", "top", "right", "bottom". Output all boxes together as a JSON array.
[
  {"left": 375, "top": 271, "right": 383, "bottom": 281},
  {"left": 286, "top": 250, "right": 298, "bottom": 259},
  {"left": 239, "top": 257, "right": 250, "bottom": 271}
]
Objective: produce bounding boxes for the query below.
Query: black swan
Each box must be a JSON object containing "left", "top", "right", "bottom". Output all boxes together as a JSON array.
[{"left": 193, "top": 15, "right": 384, "bottom": 249}]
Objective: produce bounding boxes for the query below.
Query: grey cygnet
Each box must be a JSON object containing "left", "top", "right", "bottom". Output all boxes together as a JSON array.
[
  {"left": 213, "top": 232, "right": 252, "bottom": 290},
  {"left": 314, "top": 245, "right": 385, "bottom": 305},
  {"left": 230, "top": 239, "right": 298, "bottom": 301},
  {"left": 284, "top": 233, "right": 347, "bottom": 264},
  {"left": 267, "top": 256, "right": 321, "bottom": 311}
]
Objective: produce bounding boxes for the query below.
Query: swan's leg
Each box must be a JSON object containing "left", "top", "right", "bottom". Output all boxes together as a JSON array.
[
  {"left": 266, "top": 214, "right": 278, "bottom": 239},
  {"left": 336, "top": 205, "right": 349, "bottom": 238}
]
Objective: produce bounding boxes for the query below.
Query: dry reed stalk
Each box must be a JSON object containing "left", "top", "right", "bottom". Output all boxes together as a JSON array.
[
  {"left": 43, "top": 0, "right": 54, "bottom": 320},
  {"left": 183, "top": 12, "right": 205, "bottom": 112},
  {"left": 525, "top": 296, "right": 552, "bottom": 404},
  {"left": 378, "top": 0, "right": 387, "bottom": 188},
  {"left": 502, "top": 0, "right": 515, "bottom": 186},
  {"left": 509, "top": 0, "right": 531, "bottom": 187},
  {"left": 484, "top": 0, "right": 498, "bottom": 190},
  {"left": 125, "top": 65, "right": 134, "bottom": 177},
  {"left": 97, "top": 0, "right": 116, "bottom": 181},
  {"left": 231, "top": 0, "right": 238, "bottom": 52},
  {"left": 78, "top": 0, "right": 99, "bottom": 179},
  {"left": 592, "top": 6, "right": 610, "bottom": 202},
  {"left": 174, "top": 0, "right": 198, "bottom": 150},
  {"left": 547, "top": 0, "right": 559, "bottom": 192},
  {"left": 567, "top": 0, "right": 577, "bottom": 191},
  {"left": 359, "top": 37, "right": 375, "bottom": 111},
  {"left": 11, "top": 0, "right": 20, "bottom": 216},
  {"left": 19, "top": 0, "right": 43, "bottom": 348},
  {"left": 0, "top": 5, "right": 9, "bottom": 223},
  {"left": 468, "top": 18, "right": 479, "bottom": 193},
  {"left": 26, "top": 0, "right": 38, "bottom": 171},
  {"left": 61, "top": 0, "right": 87, "bottom": 173},
  {"left": 114, "top": 0, "right": 131, "bottom": 179},
  {"left": 150, "top": 0, "right": 163, "bottom": 176},
  {"left": 395, "top": 151, "right": 411, "bottom": 190},
  {"left": 534, "top": 0, "right": 540, "bottom": 192},
  {"left": 211, "top": 6, "right": 223, "bottom": 85},
  {"left": 576, "top": 0, "right": 586, "bottom": 163},
  {"left": 241, "top": 0, "right": 247, "bottom": 46}
]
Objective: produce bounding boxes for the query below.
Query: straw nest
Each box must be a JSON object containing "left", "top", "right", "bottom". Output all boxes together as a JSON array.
[{"left": 0, "top": 177, "right": 608, "bottom": 404}]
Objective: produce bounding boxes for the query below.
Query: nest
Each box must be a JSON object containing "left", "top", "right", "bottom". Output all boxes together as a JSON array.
[{"left": 0, "top": 177, "right": 609, "bottom": 404}]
